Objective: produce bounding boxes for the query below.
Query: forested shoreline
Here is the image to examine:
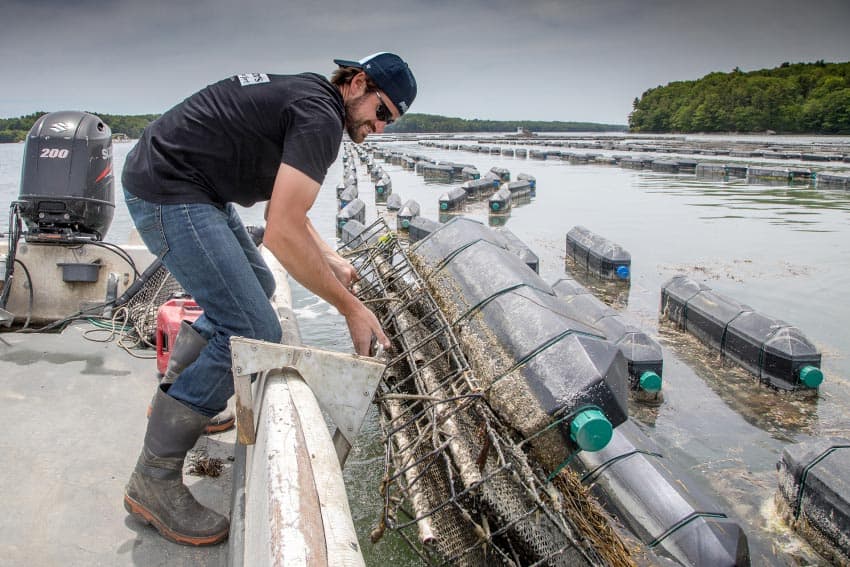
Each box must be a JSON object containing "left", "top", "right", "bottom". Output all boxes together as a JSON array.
[
  {"left": 386, "top": 114, "right": 626, "bottom": 133},
  {"left": 629, "top": 61, "right": 850, "bottom": 134},
  {"left": 0, "top": 113, "right": 158, "bottom": 142},
  {"left": 3, "top": 61, "right": 848, "bottom": 141},
  {"left": 0, "top": 112, "right": 625, "bottom": 142}
]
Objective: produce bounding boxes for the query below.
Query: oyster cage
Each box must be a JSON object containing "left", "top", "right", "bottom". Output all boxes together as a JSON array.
[{"left": 339, "top": 218, "right": 630, "bottom": 567}]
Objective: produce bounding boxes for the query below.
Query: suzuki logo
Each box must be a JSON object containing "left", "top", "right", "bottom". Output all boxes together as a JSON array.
[{"left": 49, "top": 122, "right": 74, "bottom": 133}]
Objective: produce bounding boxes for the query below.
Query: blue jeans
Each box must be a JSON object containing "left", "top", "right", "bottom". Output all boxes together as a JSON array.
[{"left": 124, "top": 187, "right": 280, "bottom": 417}]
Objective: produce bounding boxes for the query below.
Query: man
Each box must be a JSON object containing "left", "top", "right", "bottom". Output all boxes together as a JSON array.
[{"left": 121, "top": 52, "right": 416, "bottom": 546}]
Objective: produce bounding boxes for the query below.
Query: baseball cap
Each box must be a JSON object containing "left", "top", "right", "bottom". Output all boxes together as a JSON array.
[{"left": 333, "top": 52, "right": 417, "bottom": 115}]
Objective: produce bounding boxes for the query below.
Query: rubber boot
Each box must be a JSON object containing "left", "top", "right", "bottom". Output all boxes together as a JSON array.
[
  {"left": 148, "top": 321, "right": 235, "bottom": 433},
  {"left": 125, "top": 387, "right": 230, "bottom": 546}
]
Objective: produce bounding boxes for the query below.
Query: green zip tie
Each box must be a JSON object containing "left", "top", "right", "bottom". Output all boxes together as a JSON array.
[
  {"left": 451, "top": 282, "right": 532, "bottom": 326},
  {"left": 648, "top": 512, "right": 728, "bottom": 548},
  {"left": 488, "top": 327, "right": 606, "bottom": 390},
  {"left": 547, "top": 449, "right": 580, "bottom": 482},
  {"left": 793, "top": 444, "right": 850, "bottom": 521}
]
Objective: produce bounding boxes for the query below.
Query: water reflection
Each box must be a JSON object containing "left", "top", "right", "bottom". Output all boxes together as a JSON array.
[
  {"left": 487, "top": 212, "right": 510, "bottom": 227},
  {"left": 657, "top": 322, "right": 819, "bottom": 440},
  {"left": 562, "top": 256, "right": 630, "bottom": 308},
  {"left": 636, "top": 175, "right": 850, "bottom": 231}
]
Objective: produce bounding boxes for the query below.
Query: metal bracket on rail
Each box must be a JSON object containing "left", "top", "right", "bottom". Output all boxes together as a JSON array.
[{"left": 229, "top": 337, "right": 386, "bottom": 458}]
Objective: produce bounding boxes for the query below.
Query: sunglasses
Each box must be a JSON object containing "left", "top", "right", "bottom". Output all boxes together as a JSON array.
[{"left": 375, "top": 91, "right": 395, "bottom": 125}]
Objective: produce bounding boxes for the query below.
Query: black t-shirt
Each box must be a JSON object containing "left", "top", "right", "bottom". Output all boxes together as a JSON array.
[{"left": 122, "top": 72, "right": 345, "bottom": 207}]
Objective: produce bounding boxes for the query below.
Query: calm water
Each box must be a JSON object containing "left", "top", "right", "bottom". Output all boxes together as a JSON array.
[{"left": 2, "top": 135, "right": 849, "bottom": 565}]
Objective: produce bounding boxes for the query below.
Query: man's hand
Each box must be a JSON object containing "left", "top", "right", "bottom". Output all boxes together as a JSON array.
[
  {"left": 327, "top": 254, "right": 358, "bottom": 288},
  {"left": 265, "top": 164, "right": 390, "bottom": 357},
  {"left": 343, "top": 300, "right": 390, "bottom": 356}
]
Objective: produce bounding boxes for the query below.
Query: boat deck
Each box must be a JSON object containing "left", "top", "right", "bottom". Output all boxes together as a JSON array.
[{"left": 0, "top": 322, "right": 234, "bottom": 566}]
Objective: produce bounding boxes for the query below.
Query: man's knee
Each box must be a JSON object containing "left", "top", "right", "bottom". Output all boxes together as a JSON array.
[{"left": 253, "top": 314, "right": 282, "bottom": 345}]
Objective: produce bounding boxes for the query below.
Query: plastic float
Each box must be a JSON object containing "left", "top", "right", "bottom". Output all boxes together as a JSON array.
[
  {"left": 816, "top": 171, "right": 850, "bottom": 189},
  {"left": 413, "top": 217, "right": 539, "bottom": 273},
  {"left": 517, "top": 172, "right": 536, "bottom": 189},
  {"left": 460, "top": 176, "right": 500, "bottom": 199},
  {"left": 503, "top": 179, "right": 533, "bottom": 199},
  {"left": 420, "top": 163, "right": 454, "bottom": 182},
  {"left": 565, "top": 225, "right": 631, "bottom": 281},
  {"left": 461, "top": 165, "right": 480, "bottom": 180},
  {"left": 489, "top": 166, "right": 510, "bottom": 182},
  {"left": 385, "top": 193, "right": 403, "bottom": 211},
  {"left": 696, "top": 163, "right": 728, "bottom": 179},
  {"left": 553, "top": 277, "right": 663, "bottom": 399},
  {"left": 497, "top": 227, "right": 539, "bottom": 273},
  {"left": 488, "top": 184, "right": 512, "bottom": 213},
  {"left": 396, "top": 199, "right": 420, "bottom": 231},
  {"left": 407, "top": 215, "right": 441, "bottom": 243},
  {"left": 338, "top": 219, "right": 369, "bottom": 248},
  {"left": 337, "top": 185, "right": 358, "bottom": 209},
  {"left": 335, "top": 198, "right": 365, "bottom": 231},
  {"left": 438, "top": 187, "right": 467, "bottom": 211},
  {"left": 776, "top": 438, "right": 850, "bottom": 565},
  {"left": 576, "top": 420, "right": 750, "bottom": 566},
  {"left": 660, "top": 275, "right": 823, "bottom": 391},
  {"left": 413, "top": 221, "right": 630, "bottom": 461},
  {"left": 374, "top": 174, "right": 392, "bottom": 202}
]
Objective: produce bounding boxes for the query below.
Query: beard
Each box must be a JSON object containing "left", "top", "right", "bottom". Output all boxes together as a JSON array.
[{"left": 344, "top": 93, "right": 376, "bottom": 144}]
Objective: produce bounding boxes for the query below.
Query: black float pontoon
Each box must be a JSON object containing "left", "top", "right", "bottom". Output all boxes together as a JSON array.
[
  {"left": 488, "top": 185, "right": 512, "bottom": 213},
  {"left": 438, "top": 187, "right": 467, "bottom": 211},
  {"left": 336, "top": 198, "right": 365, "bottom": 231},
  {"left": 577, "top": 420, "right": 750, "bottom": 566},
  {"left": 406, "top": 215, "right": 441, "bottom": 243},
  {"left": 566, "top": 226, "right": 631, "bottom": 280},
  {"left": 776, "top": 438, "right": 850, "bottom": 565},
  {"left": 553, "top": 277, "right": 663, "bottom": 398},
  {"left": 374, "top": 174, "right": 392, "bottom": 201},
  {"left": 385, "top": 193, "right": 403, "bottom": 211},
  {"left": 660, "top": 275, "right": 823, "bottom": 391},
  {"left": 414, "top": 222, "right": 629, "bottom": 458},
  {"left": 396, "top": 199, "right": 420, "bottom": 231},
  {"left": 460, "top": 177, "right": 499, "bottom": 200}
]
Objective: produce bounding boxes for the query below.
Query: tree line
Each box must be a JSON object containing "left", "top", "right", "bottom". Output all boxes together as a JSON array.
[
  {"left": 0, "top": 112, "right": 158, "bottom": 143},
  {"left": 0, "top": 111, "right": 625, "bottom": 142},
  {"left": 629, "top": 61, "right": 850, "bottom": 134},
  {"left": 387, "top": 114, "right": 626, "bottom": 133}
]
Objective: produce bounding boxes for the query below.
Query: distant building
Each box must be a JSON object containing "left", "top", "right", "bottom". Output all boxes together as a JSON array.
[{"left": 507, "top": 127, "right": 534, "bottom": 138}]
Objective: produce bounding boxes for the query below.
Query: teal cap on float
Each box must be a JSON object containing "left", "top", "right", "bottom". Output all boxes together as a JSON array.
[{"left": 570, "top": 409, "right": 613, "bottom": 452}]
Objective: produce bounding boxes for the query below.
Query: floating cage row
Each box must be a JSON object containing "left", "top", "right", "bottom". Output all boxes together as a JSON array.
[
  {"left": 415, "top": 140, "right": 850, "bottom": 189},
  {"left": 340, "top": 143, "right": 842, "bottom": 564},
  {"left": 419, "top": 137, "right": 850, "bottom": 164},
  {"left": 339, "top": 216, "right": 753, "bottom": 566}
]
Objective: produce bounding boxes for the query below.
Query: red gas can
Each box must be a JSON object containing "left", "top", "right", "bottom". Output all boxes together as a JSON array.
[{"left": 156, "top": 297, "right": 203, "bottom": 375}]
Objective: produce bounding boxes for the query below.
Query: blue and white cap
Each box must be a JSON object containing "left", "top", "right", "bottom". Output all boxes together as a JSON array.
[{"left": 334, "top": 52, "right": 417, "bottom": 115}]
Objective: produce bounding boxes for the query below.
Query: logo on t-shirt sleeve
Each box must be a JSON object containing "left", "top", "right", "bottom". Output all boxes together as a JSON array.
[{"left": 237, "top": 73, "right": 270, "bottom": 86}]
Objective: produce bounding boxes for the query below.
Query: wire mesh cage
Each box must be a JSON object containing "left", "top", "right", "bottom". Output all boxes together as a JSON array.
[
  {"left": 121, "top": 260, "right": 185, "bottom": 347},
  {"left": 340, "top": 218, "right": 632, "bottom": 567}
]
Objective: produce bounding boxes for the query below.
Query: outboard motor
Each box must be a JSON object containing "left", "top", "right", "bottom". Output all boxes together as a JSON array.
[{"left": 15, "top": 111, "right": 114, "bottom": 241}]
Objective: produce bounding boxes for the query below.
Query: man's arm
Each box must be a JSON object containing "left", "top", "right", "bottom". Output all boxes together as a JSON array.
[
  {"left": 306, "top": 218, "right": 358, "bottom": 288},
  {"left": 263, "top": 163, "right": 389, "bottom": 355}
]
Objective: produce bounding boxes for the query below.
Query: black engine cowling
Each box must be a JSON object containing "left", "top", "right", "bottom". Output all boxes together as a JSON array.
[{"left": 16, "top": 110, "right": 114, "bottom": 241}]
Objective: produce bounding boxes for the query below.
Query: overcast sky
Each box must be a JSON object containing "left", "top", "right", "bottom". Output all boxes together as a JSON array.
[{"left": 1, "top": 0, "right": 848, "bottom": 124}]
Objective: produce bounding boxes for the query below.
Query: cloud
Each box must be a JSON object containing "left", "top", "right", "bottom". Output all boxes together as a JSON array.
[{"left": 1, "top": 0, "right": 848, "bottom": 122}]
